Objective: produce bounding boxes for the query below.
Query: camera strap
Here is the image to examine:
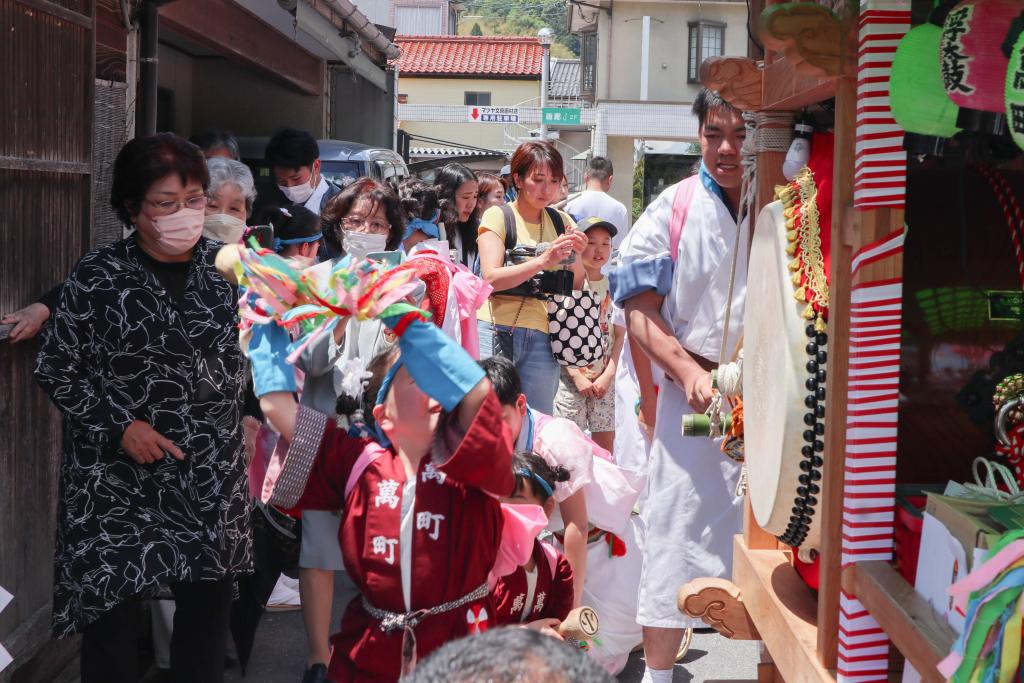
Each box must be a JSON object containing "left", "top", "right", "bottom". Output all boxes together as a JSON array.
[{"left": 500, "top": 204, "right": 566, "bottom": 251}]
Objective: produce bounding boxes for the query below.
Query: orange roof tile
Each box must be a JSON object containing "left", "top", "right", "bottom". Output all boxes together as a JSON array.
[{"left": 393, "top": 35, "right": 543, "bottom": 77}]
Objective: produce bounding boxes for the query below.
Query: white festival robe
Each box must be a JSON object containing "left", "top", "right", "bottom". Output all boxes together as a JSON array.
[{"left": 616, "top": 177, "right": 748, "bottom": 628}]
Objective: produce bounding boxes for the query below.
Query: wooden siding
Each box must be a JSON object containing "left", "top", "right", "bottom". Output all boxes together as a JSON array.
[{"left": 0, "top": 0, "right": 95, "bottom": 679}]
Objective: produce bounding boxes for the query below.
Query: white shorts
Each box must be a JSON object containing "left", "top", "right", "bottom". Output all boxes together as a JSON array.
[{"left": 554, "top": 370, "right": 615, "bottom": 433}]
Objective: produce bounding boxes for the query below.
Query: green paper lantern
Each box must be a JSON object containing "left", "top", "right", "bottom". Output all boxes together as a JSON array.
[
  {"left": 892, "top": 22, "right": 962, "bottom": 141},
  {"left": 1006, "top": 19, "right": 1024, "bottom": 152}
]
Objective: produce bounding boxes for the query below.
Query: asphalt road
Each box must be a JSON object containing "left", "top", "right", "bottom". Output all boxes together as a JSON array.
[{"left": 223, "top": 575, "right": 759, "bottom": 683}]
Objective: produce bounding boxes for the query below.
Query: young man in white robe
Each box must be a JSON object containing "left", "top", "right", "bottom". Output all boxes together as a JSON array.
[{"left": 611, "top": 89, "right": 749, "bottom": 683}]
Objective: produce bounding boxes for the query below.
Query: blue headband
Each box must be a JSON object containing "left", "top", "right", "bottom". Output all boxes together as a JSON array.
[
  {"left": 373, "top": 359, "right": 404, "bottom": 448},
  {"left": 402, "top": 210, "right": 442, "bottom": 241},
  {"left": 516, "top": 466, "right": 553, "bottom": 499},
  {"left": 273, "top": 232, "right": 323, "bottom": 253}
]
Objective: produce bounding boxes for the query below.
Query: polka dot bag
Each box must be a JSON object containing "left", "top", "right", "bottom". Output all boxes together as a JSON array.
[{"left": 547, "top": 280, "right": 605, "bottom": 368}]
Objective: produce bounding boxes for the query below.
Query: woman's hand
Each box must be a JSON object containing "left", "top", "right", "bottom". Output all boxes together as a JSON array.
[
  {"left": 2, "top": 302, "right": 50, "bottom": 342},
  {"left": 523, "top": 618, "right": 564, "bottom": 640},
  {"left": 121, "top": 420, "right": 185, "bottom": 464},
  {"left": 540, "top": 232, "right": 587, "bottom": 269}
]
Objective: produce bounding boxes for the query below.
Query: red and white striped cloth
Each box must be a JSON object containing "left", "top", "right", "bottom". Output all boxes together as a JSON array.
[
  {"left": 854, "top": 0, "right": 911, "bottom": 210},
  {"left": 838, "top": 227, "right": 906, "bottom": 683}
]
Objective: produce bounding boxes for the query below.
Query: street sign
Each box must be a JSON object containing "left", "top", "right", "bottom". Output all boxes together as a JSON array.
[
  {"left": 542, "top": 107, "right": 581, "bottom": 126},
  {"left": 468, "top": 106, "right": 520, "bottom": 123}
]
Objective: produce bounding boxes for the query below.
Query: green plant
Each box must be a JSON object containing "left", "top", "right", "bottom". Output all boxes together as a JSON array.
[
  {"left": 464, "top": 0, "right": 580, "bottom": 57},
  {"left": 632, "top": 159, "right": 645, "bottom": 223}
]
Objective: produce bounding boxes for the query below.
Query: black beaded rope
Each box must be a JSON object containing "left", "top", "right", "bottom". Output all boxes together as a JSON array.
[{"left": 777, "top": 323, "right": 827, "bottom": 548}]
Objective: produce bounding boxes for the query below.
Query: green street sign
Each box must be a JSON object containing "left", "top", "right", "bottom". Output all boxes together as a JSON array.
[{"left": 542, "top": 107, "right": 581, "bottom": 126}]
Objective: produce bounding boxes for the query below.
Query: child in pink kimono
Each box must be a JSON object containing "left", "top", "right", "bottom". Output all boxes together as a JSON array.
[{"left": 493, "top": 452, "right": 575, "bottom": 631}]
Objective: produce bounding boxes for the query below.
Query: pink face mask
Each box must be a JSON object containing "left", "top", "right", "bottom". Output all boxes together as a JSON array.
[{"left": 150, "top": 207, "right": 205, "bottom": 253}]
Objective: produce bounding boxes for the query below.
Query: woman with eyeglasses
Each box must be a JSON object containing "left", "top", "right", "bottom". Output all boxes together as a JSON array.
[
  {"left": 290, "top": 177, "right": 406, "bottom": 683},
  {"left": 33, "top": 134, "right": 250, "bottom": 683}
]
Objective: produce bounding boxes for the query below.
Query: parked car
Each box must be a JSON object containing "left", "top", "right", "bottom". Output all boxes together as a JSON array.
[{"left": 238, "top": 137, "right": 409, "bottom": 190}]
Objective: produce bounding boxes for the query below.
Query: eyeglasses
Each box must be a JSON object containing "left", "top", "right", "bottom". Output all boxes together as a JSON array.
[
  {"left": 342, "top": 215, "right": 390, "bottom": 235},
  {"left": 145, "top": 196, "right": 208, "bottom": 216}
]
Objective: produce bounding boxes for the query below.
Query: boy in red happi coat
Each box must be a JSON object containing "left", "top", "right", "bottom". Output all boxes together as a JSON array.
[
  {"left": 492, "top": 452, "right": 575, "bottom": 632},
  {"left": 248, "top": 311, "right": 546, "bottom": 683}
]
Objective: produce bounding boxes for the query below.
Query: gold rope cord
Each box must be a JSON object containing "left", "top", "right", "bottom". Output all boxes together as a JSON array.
[{"left": 777, "top": 167, "right": 829, "bottom": 332}]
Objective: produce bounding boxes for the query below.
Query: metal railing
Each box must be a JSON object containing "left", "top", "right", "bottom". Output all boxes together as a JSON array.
[{"left": 502, "top": 96, "right": 590, "bottom": 190}]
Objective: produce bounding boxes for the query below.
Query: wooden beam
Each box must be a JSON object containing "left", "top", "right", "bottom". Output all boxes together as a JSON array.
[
  {"left": 814, "top": 67, "right": 855, "bottom": 672},
  {"left": 744, "top": 495, "right": 780, "bottom": 551},
  {"left": 13, "top": 0, "right": 93, "bottom": 28},
  {"left": 159, "top": 0, "right": 323, "bottom": 96},
  {"left": 761, "top": 58, "right": 836, "bottom": 111},
  {"left": 815, "top": 0, "right": 865, "bottom": 667},
  {"left": 732, "top": 536, "right": 836, "bottom": 683},
  {"left": 843, "top": 562, "right": 956, "bottom": 683},
  {"left": 679, "top": 577, "right": 762, "bottom": 640},
  {"left": 701, "top": 57, "right": 763, "bottom": 111},
  {"left": 0, "top": 156, "right": 91, "bottom": 174}
]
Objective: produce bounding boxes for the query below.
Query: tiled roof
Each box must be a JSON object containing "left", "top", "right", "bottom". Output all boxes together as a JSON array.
[
  {"left": 393, "top": 35, "right": 543, "bottom": 77},
  {"left": 549, "top": 58, "right": 580, "bottom": 100},
  {"left": 410, "top": 146, "right": 501, "bottom": 158}
]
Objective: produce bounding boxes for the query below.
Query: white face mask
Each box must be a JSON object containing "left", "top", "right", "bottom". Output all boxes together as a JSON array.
[
  {"left": 202, "top": 213, "right": 246, "bottom": 244},
  {"left": 278, "top": 177, "right": 317, "bottom": 205},
  {"left": 342, "top": 229, "right": 388, "bottom": 259}
]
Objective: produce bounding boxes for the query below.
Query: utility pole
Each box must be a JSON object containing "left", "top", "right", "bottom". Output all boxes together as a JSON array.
[{"left": 538, "top": 27, "right": 554, "bottom": 139}]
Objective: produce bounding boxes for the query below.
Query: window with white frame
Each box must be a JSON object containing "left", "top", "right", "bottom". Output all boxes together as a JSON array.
[
  {"left": 464, "top": 91, "right": 492, "bottom": 106},
  {"left": 396, "top": 6, "right": 444, "bottom": 35},
  {"left": 687, "top": 22, "right": 725, "bottom": 83}
]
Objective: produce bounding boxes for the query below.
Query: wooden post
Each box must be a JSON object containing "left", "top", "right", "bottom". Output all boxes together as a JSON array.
[{"left": 815, "top": 68, "right": 856, "bottom": 672}]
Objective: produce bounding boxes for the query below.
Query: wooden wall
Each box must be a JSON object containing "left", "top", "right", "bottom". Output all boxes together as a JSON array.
[{"left": 0, "top": 1, "right": 96, "bottom": 680}]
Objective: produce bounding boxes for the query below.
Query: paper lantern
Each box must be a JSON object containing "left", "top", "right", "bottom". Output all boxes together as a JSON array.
[
  {"left": 891, "top": 16, "right": 961, "bottom": 155},
  {"left": 888, "top": 9, "right": 958, "bottom": 153},
  {"left": 941, "top": 0, "right": 1018, "bottom": 133},
  {"left": 1006, "top": 17, "right": 1024, "bottom": 152}
]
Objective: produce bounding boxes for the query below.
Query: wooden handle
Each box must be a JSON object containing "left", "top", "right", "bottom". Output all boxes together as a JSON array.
[{"left": 557, "top": 606, "right": 600, "bottom": 639}]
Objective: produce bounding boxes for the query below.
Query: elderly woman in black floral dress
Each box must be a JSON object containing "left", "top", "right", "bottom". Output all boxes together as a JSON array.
[{"left": 35, "top": 134, "right": 251, "bottom": 683}]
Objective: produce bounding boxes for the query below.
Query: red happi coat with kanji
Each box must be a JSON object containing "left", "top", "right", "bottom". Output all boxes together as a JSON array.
[
  {"left": 492, "top": 538, "right": 574, "bottom": 626},
  {"left": 275, "top": 393, "right": 517, "bottom": 682}
]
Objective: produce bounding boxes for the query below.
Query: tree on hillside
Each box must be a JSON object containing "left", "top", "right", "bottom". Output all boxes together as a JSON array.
[
  {"left": 470, "top": 22, "right": 484, "bottom": 36},
  {"left": 464, "top": 0, "right": 579, "bottom": 57}
]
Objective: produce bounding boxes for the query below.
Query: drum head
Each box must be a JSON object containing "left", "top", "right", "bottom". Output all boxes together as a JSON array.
[{"left": 743, "top": 201, "right": 822, "bottom": 550}]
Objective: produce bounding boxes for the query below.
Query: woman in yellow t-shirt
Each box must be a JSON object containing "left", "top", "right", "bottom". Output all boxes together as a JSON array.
[{"left": 477, "top": 141, "right": 587, "bottom": 413}]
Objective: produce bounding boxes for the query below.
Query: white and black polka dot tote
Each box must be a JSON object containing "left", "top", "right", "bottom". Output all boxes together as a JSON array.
[{"left": 547, "top": 285, "right": 605, "bottom": 368}]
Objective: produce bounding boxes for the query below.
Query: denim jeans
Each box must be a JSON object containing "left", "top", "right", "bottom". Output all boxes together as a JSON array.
[{"left": 478, "top": 321, "right": 559, "bottom": 414}]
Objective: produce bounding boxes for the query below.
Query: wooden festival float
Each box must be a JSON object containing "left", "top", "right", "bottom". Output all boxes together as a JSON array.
[{"left": 677, "top": 1, "right": 1024, "bottom": 681}]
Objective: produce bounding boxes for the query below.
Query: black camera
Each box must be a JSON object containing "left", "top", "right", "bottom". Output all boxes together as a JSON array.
[{"left": 498, "top": 242, "right": 575, "bottom": 299}]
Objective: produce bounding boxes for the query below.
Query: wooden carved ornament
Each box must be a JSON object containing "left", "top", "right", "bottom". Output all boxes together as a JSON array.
[
  {"left": 759, "top": 3, "right": 845, "bottom": 78},
  {"left": 700, "top": 57, "right": 763, "bottom": 111},
  {"left": 677, "top": 578, "right": 761, "bottom": 640}
]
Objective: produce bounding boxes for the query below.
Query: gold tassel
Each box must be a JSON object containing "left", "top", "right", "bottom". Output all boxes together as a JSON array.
[
  {"left": 814, "top": 316, "right": 828, "bottom": 333},
  {"left": 786, "top": 242, "right": 797, "bottom": 256},
  {"left": 794, "top": 286, "right": 806, "bottom": 302},
  {"left": 788, "top": 258, "right": 801, "bottom": 272},
  {"left": 802, "top": 304, "right": 816, "bottom": 320},
  {"left": 792, "top": 272, "right": 802, "bottom": 285},
  {"left": 787, "top": 229, "right": 798, "bottom": 242}
]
